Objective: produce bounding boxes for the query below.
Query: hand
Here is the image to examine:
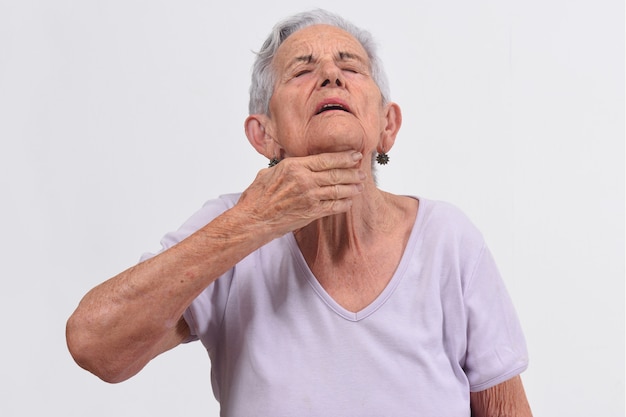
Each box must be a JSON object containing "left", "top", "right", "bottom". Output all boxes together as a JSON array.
[{"left": 236, "top": 150, "right": 366, "bottom": 236}]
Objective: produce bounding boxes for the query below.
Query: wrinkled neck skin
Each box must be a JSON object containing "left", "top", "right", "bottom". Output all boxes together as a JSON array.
[{"left": 294, "top": 180, "right": 412, "bottom": 268}]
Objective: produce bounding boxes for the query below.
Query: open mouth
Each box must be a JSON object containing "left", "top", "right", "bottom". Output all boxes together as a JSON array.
[{"left": 315, "top": 101, "right": 351, "bottom": 115}]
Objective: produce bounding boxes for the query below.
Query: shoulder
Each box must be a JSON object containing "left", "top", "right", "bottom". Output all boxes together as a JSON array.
[
  {"left": 169, "top": 192, "right": 242, "bottom": 240},
  {"left": 181, "top": 192, "right": 241, "bottom": 229},
  {"left": 201, "top": 192, "right": 242, "bottom": 212},
  {"left": 409, "top": 197, "right": 488, "bottom": 284},
  {"left": 417, "top": 197, "right": 484, "bottom": 246},
  {"left": 140, "top": 192, "right": 242, "bottom": 261}
]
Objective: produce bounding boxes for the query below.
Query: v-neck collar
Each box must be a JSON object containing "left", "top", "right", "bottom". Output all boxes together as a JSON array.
[{"left": 285, "top": 196, "right": 425, "bottom": 321}]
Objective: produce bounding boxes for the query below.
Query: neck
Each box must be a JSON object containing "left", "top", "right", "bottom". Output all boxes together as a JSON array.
[{"left": 293, "top": 183, "right": 401, "bottom": 265}]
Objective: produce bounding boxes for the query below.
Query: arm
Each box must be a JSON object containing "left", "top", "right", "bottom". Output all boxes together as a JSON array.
[
  {"left": 66, "top": 151, "right": 365, "bottom": 383},
  {"left": 66, "top": 208, "right": 277, "bottom": 383},
  {"left": 470, "top": 375, "right": 533, "bottom": 417}
]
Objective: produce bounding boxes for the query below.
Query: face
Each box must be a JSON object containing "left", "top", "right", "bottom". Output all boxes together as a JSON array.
[{"left": 262, "top": 25, "right": 395, "bottom": 158}]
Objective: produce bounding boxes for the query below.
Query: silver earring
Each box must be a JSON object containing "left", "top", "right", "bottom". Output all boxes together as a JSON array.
[{"left": 376, "top": 152, "right": 389, "bottom": 165}]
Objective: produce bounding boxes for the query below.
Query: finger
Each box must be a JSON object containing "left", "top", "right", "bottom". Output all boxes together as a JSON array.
[
  {"left": 318, "top": 197, "right": 355, "bottom": 216},
  {"left": 312, "top": 183, "right": 364, "bottom": 202},
  {"left": 314, "top": 167, "right": 366, "bottom": 187},
  {"left": 303, "top": 151, "right": 363, "bottom": 172}
]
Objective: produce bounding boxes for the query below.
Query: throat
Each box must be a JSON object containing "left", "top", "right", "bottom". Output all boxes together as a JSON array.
[
  {"left": 293, "top": 215, "right": 404, "bottom": 313},
  {"left": 304, "top": 248, "right": 395, "bottom": 313},
  {"left": 292, "top": 194, "right": 418, "bottom": 312}
]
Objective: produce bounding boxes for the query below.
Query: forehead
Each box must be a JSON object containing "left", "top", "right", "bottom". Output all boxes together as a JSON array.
[{"left": 273, "top": 24, "right": 368, "bottom": 67}]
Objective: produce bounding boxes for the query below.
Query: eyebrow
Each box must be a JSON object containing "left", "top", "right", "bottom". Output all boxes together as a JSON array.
[
  {"left": 293, "top": 54, "right": 314, "bottom": 65},
  {"left": 338, "top": 51, "right": 362, "bottom": 62},
  {"left": 289, "top": 51, "right": 365, "bottom": 67}
]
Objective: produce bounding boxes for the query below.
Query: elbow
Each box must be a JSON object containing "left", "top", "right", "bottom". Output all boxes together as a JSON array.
[{"left": 65, "top": 313, "right": 131, "bottom": 384}]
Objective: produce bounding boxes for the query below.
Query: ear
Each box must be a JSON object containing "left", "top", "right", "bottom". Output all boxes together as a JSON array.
[
  {"left": 379, "top": 102, "right": 402, "bottom": 153},
  {"left": 244, "top": 114, "right": 279, "bottom": 158}
]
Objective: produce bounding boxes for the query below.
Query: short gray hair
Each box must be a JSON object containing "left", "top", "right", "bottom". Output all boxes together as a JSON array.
[{"left": 248, "top": 9, "right": 391, "bottom": 115}]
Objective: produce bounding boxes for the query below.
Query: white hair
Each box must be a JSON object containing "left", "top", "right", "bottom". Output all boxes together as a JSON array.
[{"left": 248, "top": 9, "right": 391, "bottom": 115}]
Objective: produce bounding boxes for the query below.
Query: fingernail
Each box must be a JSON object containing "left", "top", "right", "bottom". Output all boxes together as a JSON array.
[
  {"left": 358, "top": 171, "right": 366, "bottom": 180},
  {"left": 352, "top": 152, "right": 363, "bottom": 161}
]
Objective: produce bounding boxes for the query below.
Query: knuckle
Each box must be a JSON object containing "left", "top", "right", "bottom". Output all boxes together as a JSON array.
[
  {"left": 328, "top": 169, "right": 341, "bottom": 184},
  {"left": 315, "top": 155, "right": 332, "bottom": 171}
]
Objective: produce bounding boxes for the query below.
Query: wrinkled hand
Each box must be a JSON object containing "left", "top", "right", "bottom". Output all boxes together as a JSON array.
[{"left": 237, "top": 150, "right": 366, "bottom": 236}]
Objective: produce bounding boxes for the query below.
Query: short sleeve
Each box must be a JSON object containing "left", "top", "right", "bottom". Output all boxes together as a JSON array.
[
  {"left": 139, "top": 194, "right": 240, "bottom": 263},
  {"left": 463, "top": 246, "right": 529, "bottom": 392}
]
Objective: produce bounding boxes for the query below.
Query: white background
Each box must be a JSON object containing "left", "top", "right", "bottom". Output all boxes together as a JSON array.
[{"left": 0, "top": 0, "right": 623, "bottom": 416}]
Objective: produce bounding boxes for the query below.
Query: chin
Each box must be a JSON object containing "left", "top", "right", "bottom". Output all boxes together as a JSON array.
[
  {"left": 307, "top": 126, "right": 365, "bottom": 155},
  {"left": 307, "top": 142, "right": 363, "bottom": 155}
]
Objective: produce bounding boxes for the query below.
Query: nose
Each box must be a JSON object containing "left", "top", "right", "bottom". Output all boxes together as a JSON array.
[
  {"left": 321, "top": 78, "right": 342, "bottom": 87},
  {"left": 319, "top": 62, "right": 344, "bottom": 88}
]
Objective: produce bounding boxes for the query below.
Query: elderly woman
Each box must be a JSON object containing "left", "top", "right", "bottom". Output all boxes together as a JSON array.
[{"left": 67, "top": 9, "right": 532, "bottom": 416}]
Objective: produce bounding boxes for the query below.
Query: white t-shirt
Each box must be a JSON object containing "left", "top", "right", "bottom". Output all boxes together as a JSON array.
[{"left": 144, "top": 194, "right": 528, "bottom": 417}]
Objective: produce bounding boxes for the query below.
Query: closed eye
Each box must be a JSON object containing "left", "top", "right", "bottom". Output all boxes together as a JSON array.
[
  {"left": 342, "top": 65, "right": 362, "bottom": 75},
  {"left": 294, "top": 69, "right": 311, "bottom": 78}
]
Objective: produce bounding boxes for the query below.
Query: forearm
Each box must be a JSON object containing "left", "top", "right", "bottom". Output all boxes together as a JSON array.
[{"left": 66, "top": 205, "right": 278, "bottom": 382}]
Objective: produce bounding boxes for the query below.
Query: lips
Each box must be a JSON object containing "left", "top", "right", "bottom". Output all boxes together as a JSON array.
[{"left": 315, "top": 99, "right": 352, "bottom": 115}]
